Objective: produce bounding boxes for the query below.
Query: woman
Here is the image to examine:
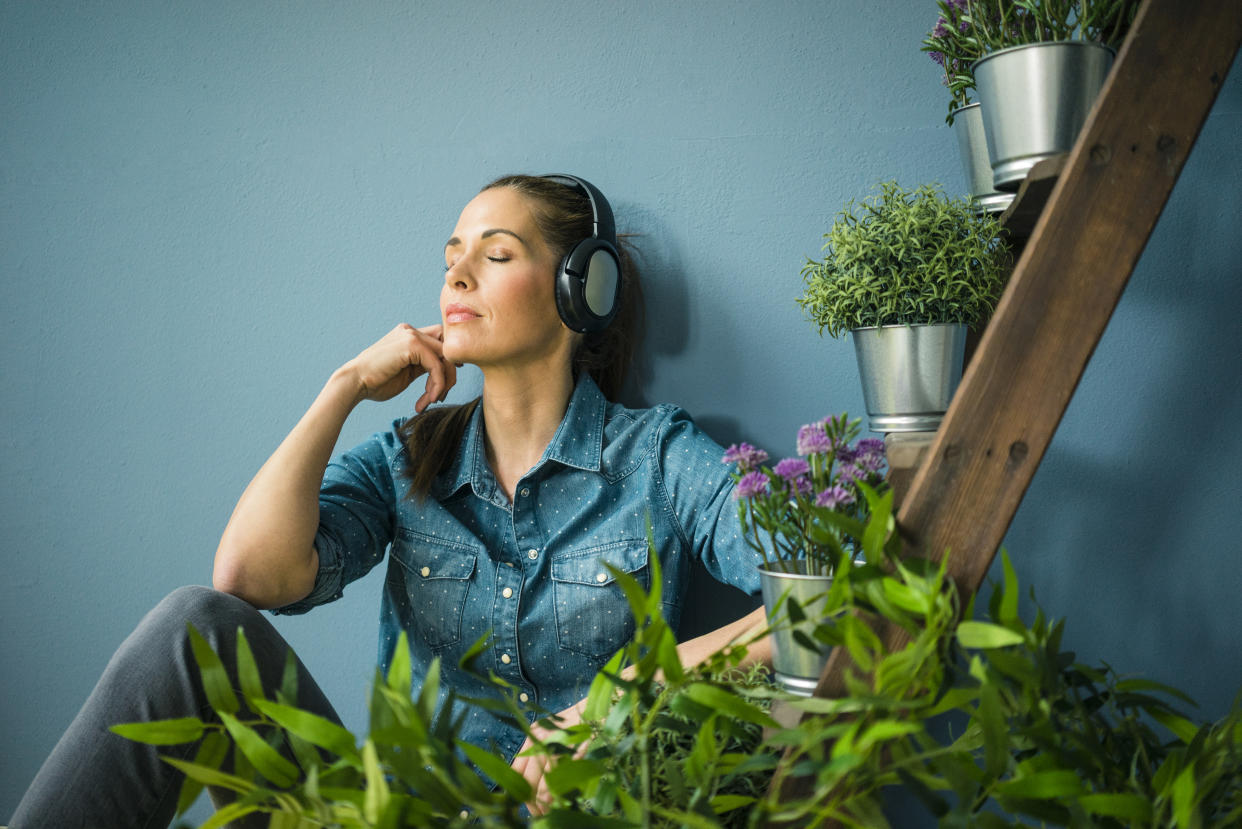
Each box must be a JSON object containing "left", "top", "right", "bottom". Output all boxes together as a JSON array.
[{"left": 11, "top": 174, "right": 768, "bottom": 826}]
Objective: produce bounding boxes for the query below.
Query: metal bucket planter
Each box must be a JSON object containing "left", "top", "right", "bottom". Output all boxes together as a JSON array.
[
  {"left": 851, "top": 323, "right": 967, "bottom": 433},
  {"left": 759, "top": 562, "right": 836, "bottom": 697},
  {"left": 973, "top": 41, "right": 1115, "bottom": 191},
  {"left": 952, "top": 102, "right": 1014, "bottom": 214}
]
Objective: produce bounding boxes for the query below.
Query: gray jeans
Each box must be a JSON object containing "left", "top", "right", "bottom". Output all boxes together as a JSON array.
[{"left": 9, "top": 586, "right": 341, "bottom": 829}]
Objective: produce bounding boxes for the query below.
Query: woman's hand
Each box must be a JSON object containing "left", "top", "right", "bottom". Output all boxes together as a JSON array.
[
  {"left": 343, "top": 323, "right": 458, "bottom": 412},
  {"left": 510, "top": 698, "right": 588, "bottom": 816}
]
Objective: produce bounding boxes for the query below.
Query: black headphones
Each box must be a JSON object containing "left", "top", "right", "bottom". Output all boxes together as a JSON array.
[{"left": 542, "top": 174, "right": 622, "bottom": 334}]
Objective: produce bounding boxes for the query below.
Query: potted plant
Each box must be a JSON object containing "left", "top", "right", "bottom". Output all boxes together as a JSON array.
[
  {"left": 722, "top": 414, "right": 889, "bottom": 696},
  {"left": 922, "top": 0, "right": 1015, "bottom": 213},
  {"left": 798, "top": 180, "right": 1011, "bottom": 433},
  {"left": 116, "top": 506, "right": 1242, "bottom": 827},
  {"left": 963, "top": 0, "right": 1139, "bottom": 190}
]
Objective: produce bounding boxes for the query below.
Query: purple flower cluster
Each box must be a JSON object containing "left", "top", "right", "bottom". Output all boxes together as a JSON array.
[
  {"left": 722, "top": 442, "right": 769, "bottom": 472},
  {"left": 838, "top": 437, "right": 886, "bottom": 474},
  {"left": 796, "top": 422, "right": 833, "bottom": 456},
  {"left": 816, "top": 486, "right": 855, "bottom": 510},
  {"left": 773, "top": 457, "right": 810, "bottom": 481},
  {"left": 733, "top": 470, "right": 769, "bottom": 500}
]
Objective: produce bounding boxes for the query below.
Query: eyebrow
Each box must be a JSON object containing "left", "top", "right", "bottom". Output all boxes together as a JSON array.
[{"left": 444, "top": 228, "right": 529, "bottom": 249}]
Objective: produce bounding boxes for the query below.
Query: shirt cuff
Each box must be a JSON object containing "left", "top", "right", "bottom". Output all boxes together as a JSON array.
[{"left": 269, "top": 526, "right": 346, "bottom": 616}]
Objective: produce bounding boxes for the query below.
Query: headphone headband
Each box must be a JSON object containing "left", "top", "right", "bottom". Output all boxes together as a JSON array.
[{"left": 541, "top": 174, "right": 618, "bottom": 248}]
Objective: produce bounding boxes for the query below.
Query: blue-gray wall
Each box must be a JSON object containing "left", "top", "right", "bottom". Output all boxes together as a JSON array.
[{"left": 3, "top": 1, "right": 1239, "bottom": 821}]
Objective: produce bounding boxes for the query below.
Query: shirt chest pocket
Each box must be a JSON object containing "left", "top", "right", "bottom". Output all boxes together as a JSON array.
[
  {"left": 550, "top": 539, "right": 650, "bottom": 659},
  {"left": 389, "top": 532, "right": 479, "bottom": 652}
]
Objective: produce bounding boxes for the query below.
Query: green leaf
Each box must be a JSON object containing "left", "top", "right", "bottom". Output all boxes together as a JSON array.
[
  {"left": 998, "top": 550, "right": 1019, "bottom": 624},
  {"left": 163, "top": 756, "right": 257, "bottom": 793},
  {"left": 110, "top": 717, "right": 205, "bottom": 745},
  {"left": 683, "top": 683, "right": 779, "bottom": 728},
  {"left": 1171, "top": 764, "right": 1197, "bottom": 826},
  {"left": 458, "top": 629, "right": 496, "bottom": 673},
  {"left": 175, "top": 729, "right": 230, "bottom": 815},
  {"left": 995, "top": 770, "right": 1084, "bottom": 799},
  {"left": 362, "top": 739, "right": 390, "bottom": 824},
  {"left": 278, "top": 647, "right": 299, "bottom": 704},
  {"left": 584, "top": 648, "right": 625, "bottom": 722},
  {"left": 386, "top": 630, "right": 412, "bottom": 699},
  {"left": 655, "top": 625, "right": 685, "bottom": 684},
  {"left": 187, "top": 623, "right": 239, "bottom": 715},
  {"left": 1150, "top": 708, "right": 1201, "bottom": 744},
  {"left": 198, "top": 800, "right": 263, "bottom": 829},
  {"left": 957, "top": 620, "right": 1024, "bottom": 648},
  {"left": 458, "top": 740, "right": 533, "bottom": 802},
  {"left": 253, "top": 699, "right": 360, "bottom": 761},
  {"left": 544, "top": 757, "right": 608, "bottom": 796},
  {"left": 218, "top": 712, "right": 299, "bottom": 787},
  {"left": 710, "top": 793, "right": 757, "bottom": 814},
  {"left": 1077, "top": 792, "right": 1153, "bottom": 820},
  {"left": 881, "top": 578, "right": 930, "bottom": 615},
  {"left": 234, "top": 627, "right": 266, "bottom": 705}
]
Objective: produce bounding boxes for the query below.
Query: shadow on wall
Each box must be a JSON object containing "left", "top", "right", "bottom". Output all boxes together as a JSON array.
[
  {"left": 612, "top": 204, "right": 765, "bottom": 639},
  {"left": 1004, "top": 229, "right": 1242, "bottom": 715}
]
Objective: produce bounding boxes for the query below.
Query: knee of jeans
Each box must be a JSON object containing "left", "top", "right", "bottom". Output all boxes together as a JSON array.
[{"left": 147, "top": 585, "right": 264, "bottom": 639}]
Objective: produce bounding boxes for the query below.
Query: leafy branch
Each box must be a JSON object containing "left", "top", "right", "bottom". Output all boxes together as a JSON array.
[{"left": 798, "top": 181, "right": 1011, "bottom": 338}]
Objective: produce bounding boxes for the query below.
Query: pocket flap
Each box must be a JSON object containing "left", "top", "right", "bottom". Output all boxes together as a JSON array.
[
  {"left": 392, "top": 533, "right": 479, "bottom": 581},
  {"left": 551, "top": 541, "right": 648, "bottom": 587}
]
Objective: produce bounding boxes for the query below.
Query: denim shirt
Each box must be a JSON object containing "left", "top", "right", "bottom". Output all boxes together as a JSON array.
[{"left": 274, "top": 375, "right": 762, "bottom": 762}]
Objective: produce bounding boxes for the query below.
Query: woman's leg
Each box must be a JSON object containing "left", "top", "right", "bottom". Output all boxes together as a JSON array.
[{"left": 9, "top": 585, "right": 341, "bottom": 829}]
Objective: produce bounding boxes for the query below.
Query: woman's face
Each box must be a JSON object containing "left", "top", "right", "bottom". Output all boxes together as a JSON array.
[{"left": 440, "top": 186, "right": 574, "bottom": 370}]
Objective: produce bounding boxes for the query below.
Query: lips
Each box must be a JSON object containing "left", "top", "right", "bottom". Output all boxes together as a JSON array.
[{"left": 443, "top": 303, "right": 480, "bottom": 324}]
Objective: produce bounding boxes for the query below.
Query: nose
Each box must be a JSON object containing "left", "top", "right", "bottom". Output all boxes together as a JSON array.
[{"left": 444, "top": 258, "right": 474, "bottom": 290}]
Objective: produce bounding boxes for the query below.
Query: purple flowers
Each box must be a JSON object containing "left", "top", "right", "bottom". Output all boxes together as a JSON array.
[
  {"left": 722, "top": 442, "right": 769, "bottom": 472},
  {"left": 734, "top": 471, "right": 770, "bottom": 500},
  {"left": 773, "top": 457, "right": 810, "bottom": 481},
  {"left": 796, "top": 422, "right": 833, "bottom": 456},
  {"left": 816, "top": 486, "right": 855, "bottom": 510},
  {"left": 722, "top": 411, "right": 891, "bottom": 572}
]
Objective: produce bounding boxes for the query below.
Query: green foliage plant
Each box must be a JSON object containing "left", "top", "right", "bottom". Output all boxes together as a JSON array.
[
  {"left": 922, "top": 0, "right": 1139, "bottom": 123},
  {"left": 115, "top": 503, "right": 1242, "bottom": 827},
  {"left": 797, "top": 180, "right": 1011, "bottom": 339}
]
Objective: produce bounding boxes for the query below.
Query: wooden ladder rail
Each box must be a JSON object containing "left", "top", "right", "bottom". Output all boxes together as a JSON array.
[{"left": 771, "top": 0, "right": 1242, "bottom": 818}]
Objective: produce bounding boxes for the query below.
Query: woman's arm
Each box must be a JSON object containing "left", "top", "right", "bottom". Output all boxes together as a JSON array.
[
  {"left": 661, "top": 605, "right": 770, "bottom": 673},
  {"left": 213, "top": 324, "right": 455, "bottom": 609}
]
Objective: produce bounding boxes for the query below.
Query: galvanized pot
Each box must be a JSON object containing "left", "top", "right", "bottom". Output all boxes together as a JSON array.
[
  {"left": 951, "top": 102, "right": 1014, "bottom": 214},
  {"left": 759, "top": 562, "right": 835, "bottom": 697},
  {"left": 973, "top": 41, "right": 1115, "bottom": 191},
  {"left": 851, "top": 323, "right": 967, "bottom": 433}
]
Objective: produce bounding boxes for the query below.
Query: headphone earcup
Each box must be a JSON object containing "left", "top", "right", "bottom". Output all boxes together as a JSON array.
[{"left": 555, "top": 238, "right": 621, "bottom": 334}]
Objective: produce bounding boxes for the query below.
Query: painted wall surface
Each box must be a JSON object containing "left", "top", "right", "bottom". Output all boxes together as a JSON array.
[{"left": 3, "top": 1, "right": 1240, "bottom": 821}]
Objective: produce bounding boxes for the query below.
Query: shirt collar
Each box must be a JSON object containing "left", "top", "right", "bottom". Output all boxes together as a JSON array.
[{"left": 437, "top": 374, "right": 606, "bottom": 499}]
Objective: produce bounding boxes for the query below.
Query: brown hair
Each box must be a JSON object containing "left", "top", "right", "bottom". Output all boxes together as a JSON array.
[{"left": 397, "top": 174, "right": 645, "bottom": 499}]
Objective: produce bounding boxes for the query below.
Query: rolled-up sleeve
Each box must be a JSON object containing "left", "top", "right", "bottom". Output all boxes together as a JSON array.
[
  {"left": 657, "top": 409, "right": 763, "bottom": 595},
  {"left": 272, "top": 425, "right": 402, "bottom": 615}
]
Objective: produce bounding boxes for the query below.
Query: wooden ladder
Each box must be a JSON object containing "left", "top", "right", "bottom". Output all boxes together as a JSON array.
[{"left": 773, "top": 0, "right": 1242, "bottom": 819}]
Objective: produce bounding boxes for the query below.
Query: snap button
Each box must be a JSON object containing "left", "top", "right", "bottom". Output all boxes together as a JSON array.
[
  {"left": 519, "top": 487, "right": 530, "bottom": 497},
  {"left": 502, "top": 587, "right": 513, "bottom": 599},
  {"left": 420, "top": 566, "right": 430, "bottom": 578},
  {"left": 501, "top": 653, "right": 511, "bottom": 664},
  {"left": 527, "top": 549, "right": 538, "bottom": 560},
  {"left": 596, "top": 572, "right": 607, "bottom": 583},
  {"left": 519, "top": 692, "right": 529, "bottom": 703}
]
